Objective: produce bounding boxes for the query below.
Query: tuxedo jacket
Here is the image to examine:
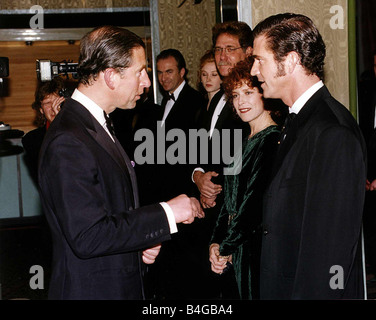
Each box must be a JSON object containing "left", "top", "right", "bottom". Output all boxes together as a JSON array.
[
  {"left": 22, "top": 126, "right": 47, "bottom": 185},
  {"left": 159, "top": 82, "right": 204, "bottom": 133},
  {"left": 142, "top": 83, "right": 205, "bottom": 203},
  {"left": 261, "top": 86, "right": 367, "bottom": 299},
  {"left": 358, "top": 77, "right": 376, "bottom": 180},
  {"left": 38, "top": 98, "right": 171, "bottom": 300}
]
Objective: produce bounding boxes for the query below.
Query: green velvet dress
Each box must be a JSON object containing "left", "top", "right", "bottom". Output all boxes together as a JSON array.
[{"left": 210, "top": 125, "right": 280, "bottom": 299}]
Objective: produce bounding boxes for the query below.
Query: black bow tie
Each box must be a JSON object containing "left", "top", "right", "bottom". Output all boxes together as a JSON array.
[
  {"left": 103, "top": 111, "right": 115, "bottom": 137},
  {"left": 280, "top": 112, "right": 297, "bottom": 143},
  {"left": 168, "top": 93, "right": 175, "bottom": 101}
]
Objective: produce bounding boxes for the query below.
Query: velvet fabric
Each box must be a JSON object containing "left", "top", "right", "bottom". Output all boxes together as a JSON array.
[{"left": 211, "top": 125, "right": 280, "bottom": 299}]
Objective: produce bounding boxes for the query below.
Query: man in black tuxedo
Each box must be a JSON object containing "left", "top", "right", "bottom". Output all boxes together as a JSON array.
[
  {"left": 37, "top": 26, "right": 203, "bottom": 300},
  {"left": 155, "top": 48, "right": 205, "bottom": 201},
  {"left": 358, "top": 51, "right": 376, "bottom": 279},
  {"left": 251, "top": 13, "right": 366, "bottom": 299},
  {"left": 142, "top": 49, "right": 207, "bottom": 299}
]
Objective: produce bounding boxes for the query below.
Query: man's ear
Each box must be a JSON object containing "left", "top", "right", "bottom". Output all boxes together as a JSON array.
[
  {"left": 103, "top": 68, "right": 116, "bottom": 90},
  {"left": 179, "top": 67, "right": 186, "bottom": 79},
  {"left": 246, "top": 46, "right": 253, "bottom": 56},
  {"left": 39, "top": 107, "right": 44, "bottom": 115},
  {"left": 286, "top": 51, "right": 300, "bottom": 74}
]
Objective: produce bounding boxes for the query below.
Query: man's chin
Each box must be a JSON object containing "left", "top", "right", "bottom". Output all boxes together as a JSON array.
[{"left": 218, "top": 66, "right": 232, "bottom": 77}]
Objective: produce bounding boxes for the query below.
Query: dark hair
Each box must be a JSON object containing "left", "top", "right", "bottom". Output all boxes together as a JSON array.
[
  {"left": 32, "top": 77, "right": 65, "bottom": 126},
  {"left": 77, "top": 25, "right": 145, "bottom": 85},
  {"left": 253, "top": 13, "right": 326, "bottom": 80},
  {"left": 212, "top": 21, "right": 253, "bottom": 51},
  {"left": 156, "top": 48, "right": 187, "bottom": 71},
  {"left": 223, "top": 56, "right": 283, "bottom": 122}
]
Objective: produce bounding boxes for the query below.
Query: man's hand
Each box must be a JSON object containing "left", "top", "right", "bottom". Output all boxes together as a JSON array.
[
  {"left": 367, "top": 179, "right": 376, "bottom": 191},
  {"left": 167, "top": 194, "right": 204, "bottom": 224},
  {"left": 191, "top": 197, "right": 205, "bottom": 219},
  {"left": 200, "top": 194, "right": 217, "bottom": 208},
  {"left": 209, "top": 243, "right": 229, "bottom": 274},
  {"left": 142, "top": 244, "right": 161, "bottom": 264},
  {"left": 51, "top": 95, "right": 65, "bottom": 115},
  {"left": 193, "top": 171, "right": 222, "bottom": 198}
]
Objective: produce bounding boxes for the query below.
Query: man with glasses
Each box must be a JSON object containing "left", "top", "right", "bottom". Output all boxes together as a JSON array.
[{"left": 192, "top": 21, "right": 253, "bottom": 299}]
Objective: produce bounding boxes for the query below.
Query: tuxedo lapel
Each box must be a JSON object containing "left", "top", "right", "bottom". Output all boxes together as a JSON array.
[
  {"left": 69, "top": 100, "right": 137, "bottom": 206},
  {"left": 205, "top": 90, "right": 224, "bottom": 131},
  {"left": 160, "top": 96, "right": 168, "bottom": 120},
  {"left": 270, "top": 86, "right": 326, "bottom": 179},
  {"left": 114, "top": 136, "right": 139, "bottom": 208},
  {"left": 214, "top": 101, "right": 231, "bottom": 132}
]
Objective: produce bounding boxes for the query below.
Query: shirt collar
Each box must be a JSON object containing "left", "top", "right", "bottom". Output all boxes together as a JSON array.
[
  {"left": 170, "top": 80, "right": 185, "bottom": 100},
  {"left": 290, "top": 80, "right": 324, "bottom": 114},
  {"left": 71, "top": 88, "right": 107, "bottom": 127}
]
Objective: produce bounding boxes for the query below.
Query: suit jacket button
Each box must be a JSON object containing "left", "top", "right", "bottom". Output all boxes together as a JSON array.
[{"left": 263, "top": 229, "right": 269, "bottom": 235}]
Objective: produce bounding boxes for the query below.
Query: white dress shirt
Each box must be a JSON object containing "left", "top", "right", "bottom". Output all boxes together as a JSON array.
[
  {"left": 71, "top": 88, "right": 115, "bottom": 141},
  {"left": 192, "top": 93, "right": 227, "bottom": 181},
  {"left": 161, "top": 80, "right": 186, "bottom": 126},
  {"left": 209, "top": 93, "right": 226, "bottom": 138},
  {"left": 290, "top": 80, "right": 324, "bottom": 114}
]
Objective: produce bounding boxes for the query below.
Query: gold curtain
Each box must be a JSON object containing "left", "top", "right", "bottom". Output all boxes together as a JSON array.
[
  {"left": 0, "top": 0, "right": 148, "bottom": 9},
  {"left": 251, "top": 0, "right": 349, "bottom": 108},
  {"left": 157, "top": 0, "right": 217, "bottom": 89}
]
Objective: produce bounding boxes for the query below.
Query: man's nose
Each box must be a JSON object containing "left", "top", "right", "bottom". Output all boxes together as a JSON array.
[
  {"left": 142, "top": 71, "right": 151, "bottom": 88},
  {"left": 250, "top": 61, "right": 259, "bottom": 76}
]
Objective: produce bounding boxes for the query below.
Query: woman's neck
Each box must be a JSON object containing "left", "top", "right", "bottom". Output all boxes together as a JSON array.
[
  {"left": 249, "top": 112, "right": 276, "bottom": 139},
  {"left": 207, "top": 89, "right": 220, "bottom": 103}
]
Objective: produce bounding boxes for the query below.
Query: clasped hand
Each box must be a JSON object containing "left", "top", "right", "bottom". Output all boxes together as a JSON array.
[
  {"left": 193, "top": 171, "right": 222, "bottom": 208},
  {"left": 209, "top": 243, "right": 232, "bottom": 274}
]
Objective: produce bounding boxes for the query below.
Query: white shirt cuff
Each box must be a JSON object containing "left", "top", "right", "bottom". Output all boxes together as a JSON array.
[
  {"left": 192, "top": 167, "right": 205, "bottom": 183},
  {"left": 160, "top": 202, "right": 178, "bottom": 234}
]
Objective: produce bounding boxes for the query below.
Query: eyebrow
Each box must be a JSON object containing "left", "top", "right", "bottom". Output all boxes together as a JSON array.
[{"left": 157, "top": 68, "right": 173, "bottom": 73}]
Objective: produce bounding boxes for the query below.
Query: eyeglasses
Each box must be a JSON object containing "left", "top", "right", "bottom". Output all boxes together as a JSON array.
[{"left": 213, "top": 47, "right": 243, "bottom": 55}]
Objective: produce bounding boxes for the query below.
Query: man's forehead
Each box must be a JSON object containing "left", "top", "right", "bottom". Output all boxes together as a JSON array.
[
  {"left": 157, "top": 57, "right": 178, "bottom": 69},
  {"left": 215, "top": 33, "right": 241, "bottom": 46},
  {"left": 252, "top": 35, "right": 269, "bottom": 53}
]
